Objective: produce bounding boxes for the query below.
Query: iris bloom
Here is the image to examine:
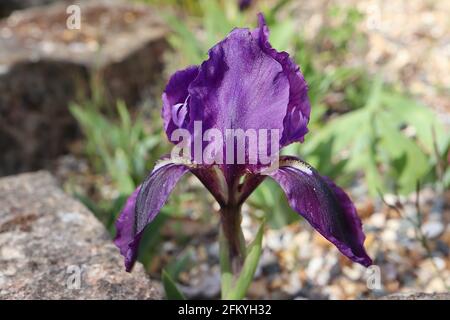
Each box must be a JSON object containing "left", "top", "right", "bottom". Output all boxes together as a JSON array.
[
  {"left": 238, "top": 0, "right": 252, "bottom": 11},
  {"left": 115, "top": 14, "right": 372, "bottom": 273}
]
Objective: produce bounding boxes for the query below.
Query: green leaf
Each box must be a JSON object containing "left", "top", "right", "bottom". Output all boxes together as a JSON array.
[
  {"left": 116, "top": 100, "right": 131, "bottom": 132},
  {"left": 225, "top": 221, "right": 265, "bottom": 300},
  {"left": 265, "top": 0, "right": 291, "bottom": 23},
  {"left": 443, "top": 167, "right": 450, "bottom": 188},
  {"left": 380, "top": 91, "right": 449, "bottom": 155},
  {"left": 365, "top": 76, "right": 383, "bottom": 111},
  {"left": 249, "top": 180, "right": 298, "bottom": 229},
  {"left": 162, "top": 269, "right": 186, "bottom": 300},
  {"left": 376, "top": 111, "right": 429, "bottom": 194},
  {"left": 138, "top": 211, "right": 169, "bottom": 268},
  {"left": 201, "top": 0, "right": 235, "bottom": 48},
  {"left": 111, "top": 149, "right": 135, "bottom": 194},
  {"left": 303, "top": 108, "right": 369, "bottom": 156},
  {"left": 219, "top": 229, "right": 233, "bottom": 299},
  {"left": 164, "top": 13, "right": 204, "bottom": 64},
  {"left": 269, "top": 19, "right": 296, "bottom": 51},
  {"left": 166, "top": 250, "right": 193, "bottom": 280},
  {"left": 364, "top": 149, "right": 384, "bottom": 195}
]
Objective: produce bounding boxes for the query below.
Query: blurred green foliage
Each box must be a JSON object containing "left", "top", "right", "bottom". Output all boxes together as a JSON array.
[
  {"left": 301, "top": 78, "right": 449, "bottom": 196},
  {"left": 285, "top": 6, "right": 449, "bottom": 196},
  {"left": 164, "top": 0, "right": 247, "bottom": 66},
  {"left": 136, "top": 0, "right": 202, "bottom": 15},
  {"left": 70, "top": 100, "right": 165, "bottom": 194}
]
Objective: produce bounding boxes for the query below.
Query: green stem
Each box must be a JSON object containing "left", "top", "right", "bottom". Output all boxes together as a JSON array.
[
  {"left": 220, "top": 206, "right": 246, "bottom": 268},
  {"left": 219, "top": 229, "right": 232, "bottom": 298},
  {"left": 219, "top": 205, "right": 265, "bottom": 300},
  {"left": 219, "top": 205, "right": 245, "bottom": 298}
]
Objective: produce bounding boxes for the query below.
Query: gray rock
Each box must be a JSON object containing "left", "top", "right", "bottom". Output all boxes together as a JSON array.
[
  {"left": 0, "top": 0, "right": 168, "bottom": 175},
  {"left": 0, "top": 171, "right": 162, "bottom": 299},
  {"left": 0, "top": 0, "right": 63, "bottom": 18}
]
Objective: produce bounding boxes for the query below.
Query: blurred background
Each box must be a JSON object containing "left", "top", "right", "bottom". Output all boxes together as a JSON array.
[{"left": 0, "top": 0, "right": 449, "bottom": 299}]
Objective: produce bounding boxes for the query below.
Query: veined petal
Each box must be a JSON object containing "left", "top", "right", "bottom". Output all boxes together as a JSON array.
[
  {"left": 268, "top": 156, "right": 372, "bottom": 267},
  {"left": 254, "top": 14, "right": 311, "bottom": 145},
  {"left": 188, "top": 27, "right": 290, "bottom": 137},
  {"left": 191, "top": 165, "right": 229, "bottom": 206},
  {"left": 162, "top": 65, "right": 199, "bottom": 140},
  {"left": 114, "top": 159, "right": 190, "bottom": 271},
  {"left": 161, "top": 13, "right": 311, "bottom": 170}
]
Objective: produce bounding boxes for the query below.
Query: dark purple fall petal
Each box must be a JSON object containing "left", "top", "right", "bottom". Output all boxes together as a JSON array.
[
  {"left": 114, "top": 187, "right": 140, "bottom": 271},
  {"left": 268, "top": 156, "right": 372, "bottom": 267},
  {"left": 114, "top": 160, "right": 190, "bottom": 271},
  {"left": 191, "top": 166, "right": 229, "bottom": 207}
]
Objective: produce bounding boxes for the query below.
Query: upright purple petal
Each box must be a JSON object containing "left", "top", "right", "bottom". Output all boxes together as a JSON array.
[
  {"left": 268, "top": 156, "right": 372, "bottom": 267},
  {"left": 114, "top": 159, "right": 190, "bottom": 271},
  {"left": 162, "top": 66, "right": 199, "bottom": 140},
  {"left": 162, "top": 13, "right": 310, "bottom": 156},
  {"left": 254, "top": 14, "right": 311, "bottom": 145},
  {"left": 188, "top": 27, "right": 290, "bottom": 140}
]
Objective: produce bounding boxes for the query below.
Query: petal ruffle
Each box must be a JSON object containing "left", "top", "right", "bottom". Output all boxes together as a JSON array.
[
  {"left": 114, "top": 159, "right": 190, "bottom": 271},
  {"left": 254, "top": 14, "right": 311, "bottom": 145},
  {"left": 188, "top": 27, "right": 290, "bottom": 138},
  {"left": 268, "top": 156, "right": 372, "bottom": 267},
  {"left": 162, "top": 65, "right": 199, "bottom": 140},
  {"left": 162, "top": 14, "right": 311, "bottom": 153}
]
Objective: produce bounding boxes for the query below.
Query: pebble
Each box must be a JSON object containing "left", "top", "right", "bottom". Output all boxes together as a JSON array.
[
  {"left": 381, "top": 229, "right": 397, "bottom": 242},
  {"left": 0, "top": 246, "right": 25, "bottom": 260},
  {"left": 368, "top": 212, "right": 386, "bottom": 228},
  {"left": 383, "top": 263, "right": 398, "bottom": 281},
  {"left": 283, "top": 272, "right": 303, "bottom": 295},
  {"left": 260, "top": 250, "right": 281, "bottom": 275},
  {"left": 305, "top": 257, "right": 324, "bottom": 280},
  {"left": 421, "top": 221, "right": 445, "bottom": 239},
  {"left": 342, "top": 265, "right": 364, "bottom": 281},
  {"left": 431, "top": 256, "right": 446, "bottom": 271}
]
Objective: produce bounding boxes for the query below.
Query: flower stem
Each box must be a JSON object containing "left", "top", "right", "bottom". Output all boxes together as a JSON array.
[
  {"left": 219, "top": 205, "right": 246, "bottom": 271},
  {"left": 218, "top": 204, "right": 266, "bottom": 299},
  {"left": 219, "top": 205, "right": 245, "bottom": 298}
]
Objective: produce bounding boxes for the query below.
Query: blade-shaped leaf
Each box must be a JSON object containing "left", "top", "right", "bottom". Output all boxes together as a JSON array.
[
  {"left": 219, "top": 229, "right": 233, "bottom": 299},
  {"left": 162, "top": 269, "right": 186, "bottom": 300},
  {"left": 225, "top": 221, "right": 265, "bottom": 300}
]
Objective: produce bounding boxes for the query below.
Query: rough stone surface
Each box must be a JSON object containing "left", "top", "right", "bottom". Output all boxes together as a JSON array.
[
  {"left": 0, "top": 0, "right": 168, "bottom": 175},
  {"left": 380, "top": 292, "right": 450, "bottom": 300},
  {"left": 0, "top": 0, "right": 63, "bottom": 18},
  {"left": 0, "top": 171, "right": 162, "bottom": 299}
]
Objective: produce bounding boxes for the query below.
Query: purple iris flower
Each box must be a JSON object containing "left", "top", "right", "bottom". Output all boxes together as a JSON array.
[
  {"left": 238, "top": 0, "right": 252, "bottom": 11},
  {"left": 114, "top": 14, "right": 372, "bottom": 272}
]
